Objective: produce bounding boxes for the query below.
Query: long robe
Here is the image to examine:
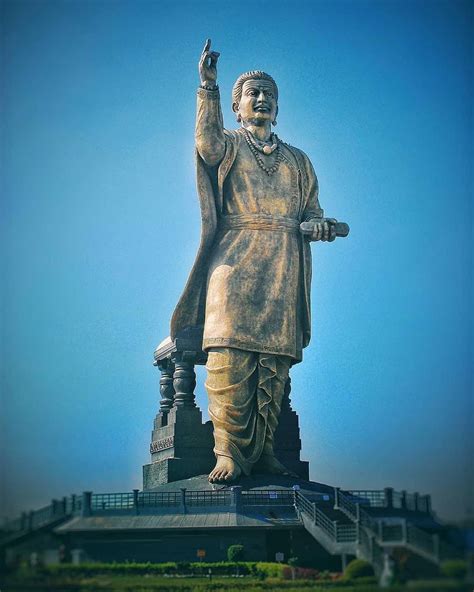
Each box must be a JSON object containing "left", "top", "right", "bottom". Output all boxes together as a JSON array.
[{"left": 170, "top": 86, "right": 324, "bottom": 360}]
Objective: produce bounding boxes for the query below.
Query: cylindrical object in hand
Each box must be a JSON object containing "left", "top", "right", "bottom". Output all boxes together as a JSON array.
[{"left": 334, "top": 222, "right": 350, "bottom": 237}]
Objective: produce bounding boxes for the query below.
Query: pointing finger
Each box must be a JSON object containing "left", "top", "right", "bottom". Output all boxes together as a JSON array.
[{"left": 202, "top": 39, "right": 211, "bottom": 55}]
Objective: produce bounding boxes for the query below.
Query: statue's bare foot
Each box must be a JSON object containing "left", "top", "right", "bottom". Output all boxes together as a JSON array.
[
  {"left": 208, "top": 456, "right": 242, "bottom": 483},
  {"left": 253, "top": 454, "right": 298, "bottom": 477}
]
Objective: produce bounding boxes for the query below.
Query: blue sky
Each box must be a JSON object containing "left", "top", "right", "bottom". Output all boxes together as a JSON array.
[{"left": 1, "top": 0, "right": 472, "bottom": 523}]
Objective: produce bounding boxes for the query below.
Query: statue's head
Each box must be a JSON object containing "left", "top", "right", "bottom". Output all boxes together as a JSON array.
[{"left": 232, "top": 71, "right": 278, "bottom": 127}]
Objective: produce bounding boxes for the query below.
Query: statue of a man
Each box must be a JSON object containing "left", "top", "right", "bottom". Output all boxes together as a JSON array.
[{"left": 171, "top": 40, "right": 339, "bottom": 483}]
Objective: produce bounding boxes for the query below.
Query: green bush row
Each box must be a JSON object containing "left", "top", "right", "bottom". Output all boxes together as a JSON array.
[{"left": 43, "top": 561, "right": 287, "bottom": 578}]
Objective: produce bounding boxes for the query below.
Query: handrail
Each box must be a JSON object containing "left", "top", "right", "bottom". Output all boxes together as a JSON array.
[
  {"left": 337, "top": 489, "right": 358, "bottom": 520},
  {"left": 295, "top": 491, "right": 356, "bottom": 543},
  {"left": 345, "top": 490, "right": 386, "bottom": 507}
]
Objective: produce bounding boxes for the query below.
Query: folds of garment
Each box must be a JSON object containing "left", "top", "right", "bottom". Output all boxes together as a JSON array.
[{"left": 205, "top": 347, "right": 291, "bottom": 475}]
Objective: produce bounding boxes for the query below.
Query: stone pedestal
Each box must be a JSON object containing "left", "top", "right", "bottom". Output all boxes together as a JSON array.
[
  {"left": 274, "top": 378, "right": 310, "bottom": 480},
  {"left": 143, "top": 406, "right": 214, "bottom": 488},
  {"left": 144, "top": 330, "right": 310, "bottom": 488}
]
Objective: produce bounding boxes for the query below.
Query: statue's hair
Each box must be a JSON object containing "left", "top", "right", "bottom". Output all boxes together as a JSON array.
[{"left": 232, "top": 71, "right": 278, "bottom": 108}]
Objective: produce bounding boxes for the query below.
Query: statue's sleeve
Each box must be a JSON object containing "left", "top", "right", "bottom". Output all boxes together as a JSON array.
[
  {"left": 195, "top": 87, "right": 226, "bottom": 166},
  {"left": 301, "top": 153, "right": 324, "bottom": 221}
]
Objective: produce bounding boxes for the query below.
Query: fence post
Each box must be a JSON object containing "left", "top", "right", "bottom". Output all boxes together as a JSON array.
[
  {"left": 333, "top": 487, "right": 340, "bottom": 510},
  {"left": 413, "top": 492, "right": 419, "bottom": 512},
  {"left": 384, "top": 487, "right": 393, "bottom": 509},
  {"left": 426, "top": 494, "right": 432, "bottom": 515},
  {"left": 401, "top": 490, "right": 407, "bottom": 510},
  {"left": 62, "top": 497, "right": 67, "bottom": 514},
  {"left": 133, "top": 489, "right": 139, "bottom": 515},
  {"left": 401, "top": 519, "right": 407, "bottom": 543},
  {"left": 312, "top": 502, "right": 317, "bottom": 524},
  {"left": 230, "top": 486, "right": 242, "bottom": 512},
  {"left": 334, "top": 520, "right": 338, "bottom": 540},
  {"left": 356, "top": 503, "right": 361, "bottom": 523},
  {"left": 292, "top": 484, "right": 300, "bottom": 508},
  {"left": 51, "top": 499, "right": 58, "bottom": 516},
  {"left": 82, "top": 492, "right": 92, "bottom": 517},
  {"left": 180, "top": 488, "right": 187, "bottom": 514},
  {"left": 71, "top": 494, "right": 76, "bottom": 513}
]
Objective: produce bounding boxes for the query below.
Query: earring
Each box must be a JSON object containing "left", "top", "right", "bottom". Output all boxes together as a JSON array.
[
  {"left": 237, "top": 114, "right": 242, "bottom": 122},
  {"left": 272, "top": 119, "right": 277, "bottom": 126}
]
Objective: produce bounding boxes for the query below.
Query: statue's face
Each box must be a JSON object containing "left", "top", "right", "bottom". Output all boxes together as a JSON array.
[{"left": 235, "top": 79, "right": 278, "bottom": 125}]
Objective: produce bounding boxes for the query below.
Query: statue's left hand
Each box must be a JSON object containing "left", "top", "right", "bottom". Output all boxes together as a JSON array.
[{"left": 300, "top": 218, "right": 337, "bottom": 242}]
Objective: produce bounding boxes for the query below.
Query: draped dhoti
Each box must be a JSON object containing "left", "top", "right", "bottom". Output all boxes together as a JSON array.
[{"left": 205, "top": 347, "right": 291, "bottom": 475}]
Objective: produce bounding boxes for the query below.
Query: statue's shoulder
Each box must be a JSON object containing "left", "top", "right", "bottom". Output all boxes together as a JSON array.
[
  {"left": 281, "top": 141, "right": 312, "bottom": 166},
  {"left": 224, "top": 129, "right": 242, "bottom": 143}
]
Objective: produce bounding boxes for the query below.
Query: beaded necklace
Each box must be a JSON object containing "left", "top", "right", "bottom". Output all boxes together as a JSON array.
[{"left": 243, "top": 129, "right": 283, "bottom": 176}]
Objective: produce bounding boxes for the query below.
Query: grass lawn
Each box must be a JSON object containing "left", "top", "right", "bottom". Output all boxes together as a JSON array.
[{"left": 1, "top": 574, "right": 472, "bottom": 592}]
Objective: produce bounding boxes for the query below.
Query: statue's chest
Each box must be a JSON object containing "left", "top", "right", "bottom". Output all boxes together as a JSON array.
[{"left": 224, "top": 143, "right": 301, "bottom": 217}]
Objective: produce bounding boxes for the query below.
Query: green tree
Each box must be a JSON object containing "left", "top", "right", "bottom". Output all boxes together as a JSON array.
[
  {"left": 227, "top": 544, "right": 245, "bottom": 562},
  {"left": 344, "top": 559, "right": 374, "bottom": 580}
]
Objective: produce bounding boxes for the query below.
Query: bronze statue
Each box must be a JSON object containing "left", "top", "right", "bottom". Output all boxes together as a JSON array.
[{"left": 171, "top": 40, "right": 348, "bottom": 483}]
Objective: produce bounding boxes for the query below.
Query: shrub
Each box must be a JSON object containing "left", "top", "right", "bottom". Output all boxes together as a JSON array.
[
  {"left": 252, "top": 562, "right": 286, "bottom": 578},
  {"left": 227, "top": 544, "right": 245, "bottom": 562},
  {"left": 440, "top": 559, "right": 468, "bottom": 580},
  {"left": 343, "top": 559, "right": 374, "bottom": 580},
  {"left": 296, "top": 567, "right": 321, "bottom": 580}
]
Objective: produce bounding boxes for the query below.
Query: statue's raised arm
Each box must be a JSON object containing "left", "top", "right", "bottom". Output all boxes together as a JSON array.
[{"left": 195, "top": 39, "right": 225, "bottom": 166}]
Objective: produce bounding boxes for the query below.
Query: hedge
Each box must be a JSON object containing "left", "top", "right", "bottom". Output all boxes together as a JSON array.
[{"left": 42, "top": 561, "right": 288, "bottom": 578}]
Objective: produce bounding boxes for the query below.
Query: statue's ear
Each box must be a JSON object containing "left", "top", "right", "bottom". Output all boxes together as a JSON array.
[
  {"left": 273, "top": 105, "right": 279, "bottom": 126},
  {"left": 232, "top": 102, "right": 241, "bottom": 122}
]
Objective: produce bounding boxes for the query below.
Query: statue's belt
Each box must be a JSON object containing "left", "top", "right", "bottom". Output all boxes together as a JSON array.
[{"left": 219, "top": 214, "right": 300, "bottom": 233}]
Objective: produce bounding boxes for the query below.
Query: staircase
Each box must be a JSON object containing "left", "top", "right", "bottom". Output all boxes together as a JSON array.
[{"left": 294, "top": 488, "right": 462, "bottom": 577}]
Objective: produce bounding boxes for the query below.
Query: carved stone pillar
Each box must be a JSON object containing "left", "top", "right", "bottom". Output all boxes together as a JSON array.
[
  {"left": 172, "top": 353, "right": 197, "bottom": 408},
  {"left": 158, "top": 359, "right": 175, "bottom": 413},
  {"left": 144, "top": 334, "right": 214, "bottom": 489}
]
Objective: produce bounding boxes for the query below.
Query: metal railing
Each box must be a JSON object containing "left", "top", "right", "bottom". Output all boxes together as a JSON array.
[
  {"left": 1, "top": 499, "right": 71, "bottom": 540},
  {"left": 337, "top": 490, "right": 358, "bottom": 520},
  {"left": 295, "top": 491, "right": 356, "bottom": 544},
  {"left": 242, "top": 490, "right": 294, "bottom": 506},
  {"left": 138, "top": 492, "right": 181, "bottom": 507},
  {"left": 346, "top": 490, "right": 386, "bottom": 507},
  {"left": 92, "top": 493, "right": 134, "bottom": 510},
  {"left": 187, "top": 490, "right": 231, "bottom": 507},
  {"left": 335, "top": 522, "right": 357, "bottom": 542},
  {"left": 332, "top": 489, "right": 460, "bottom": 566}
]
